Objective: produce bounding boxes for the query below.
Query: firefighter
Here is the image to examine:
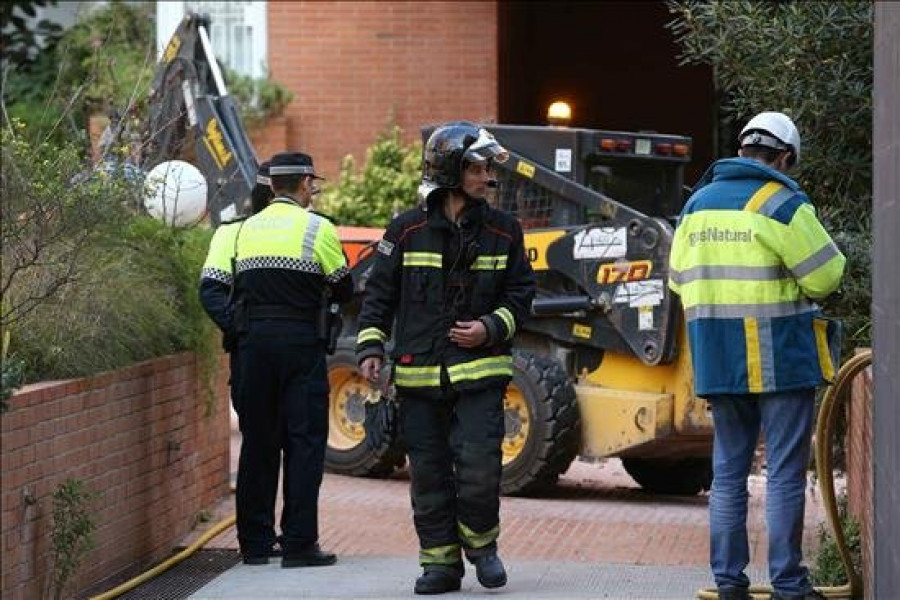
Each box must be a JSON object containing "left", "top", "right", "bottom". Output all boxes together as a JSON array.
[
  {"left": 356, "top": 122, "right": 536, "bottom": 595},
  {"left": 668, "top": 112, "right": 845, "bottom": 600},
  {"left": 231, "top": 151, "right": 354, "bottom": 568},
  {"left": 199, "top": 160, "right": 274, "bottom": 416}
]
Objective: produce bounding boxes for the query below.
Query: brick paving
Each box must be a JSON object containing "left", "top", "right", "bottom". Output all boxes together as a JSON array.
[{"left": 184, "top": 416, "right": 826, "bottom": 571}]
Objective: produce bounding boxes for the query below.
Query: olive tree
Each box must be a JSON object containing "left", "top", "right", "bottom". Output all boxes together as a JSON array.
[{"left": 667, "top": 0, "right": 873, "bottom": 351}]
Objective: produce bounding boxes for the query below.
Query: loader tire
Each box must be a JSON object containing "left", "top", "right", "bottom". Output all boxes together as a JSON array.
[
  {"left": 501, "top": 349, "right": 580, "bottom": 496},
  {"left": 621, "top": 456, "right": 712, "bottom": 496},
  {"left": 325, "top": 343, "right": 404, "bottom": 477}
]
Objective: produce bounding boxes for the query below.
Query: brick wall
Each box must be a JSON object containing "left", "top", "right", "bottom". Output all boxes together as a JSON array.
[
  {"left": 0, "top": 353, "right": 231, "bottom": 600},
  {"left": 261, "top": 1, "right": 498, "bottom": 177},
  {"left": 847, "top": 361, "right": 874, "bottom": 596}
]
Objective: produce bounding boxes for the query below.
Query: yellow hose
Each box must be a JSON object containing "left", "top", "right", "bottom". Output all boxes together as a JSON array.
[
  {"left": 89, "top": 511, "right": 236, "bottom": 600},
  {"left": 697, "top": 350, "right": 872, "bottom": 600}
]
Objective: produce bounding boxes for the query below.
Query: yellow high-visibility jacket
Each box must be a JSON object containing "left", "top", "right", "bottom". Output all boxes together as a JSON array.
[{"left": 668, "top": 158, "right": 845, "bottom": 395}]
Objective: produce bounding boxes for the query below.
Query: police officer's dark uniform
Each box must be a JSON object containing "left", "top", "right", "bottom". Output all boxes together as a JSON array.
[
  {"left": 232, "top": 152, "right": 353, "bottom": 567},
  {"left": 200, "top": 161, "right": 273, "bottom": 416},
  {"left": 356, "top": 123, "right": 536, "bottom": 594}
]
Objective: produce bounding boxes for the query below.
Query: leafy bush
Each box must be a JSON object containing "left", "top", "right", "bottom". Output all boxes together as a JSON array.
[
  {"left": 811, "top": 495, "right": 862, "bottom": 587},
  {"left": 1, "top": 121, "right": 215, "bottom": 386},
  {"left": 317, "top": 125, "right": 422, "bottom": 227},
  {"left": 667, "top": 0, "right": 873, "bottom": 355},
  {"left": 224, "top": 67, "right": 295, "bottom": 131},
  {"left": 48, "top": 479, "right": 98, "bottom": 600},
  {"left": 3, "top": 1, "right": 157, "bottom": 143}
]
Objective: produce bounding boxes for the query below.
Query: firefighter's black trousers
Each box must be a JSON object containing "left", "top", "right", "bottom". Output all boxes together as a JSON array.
[
  {"left": 235, "top": 318, "right": 329, "bottom": 556},
  {"left": 400, "top": 382, "right": 505, "bottom": 561}
]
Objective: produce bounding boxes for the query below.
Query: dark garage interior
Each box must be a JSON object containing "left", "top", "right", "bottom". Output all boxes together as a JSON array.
[{"left": 498, "top": 0, "right": 717, "bottom": 183}]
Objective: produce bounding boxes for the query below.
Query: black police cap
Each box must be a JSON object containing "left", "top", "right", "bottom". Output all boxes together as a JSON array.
[{"left": 268, "top": 151, "right": 324, "bottom": 180}]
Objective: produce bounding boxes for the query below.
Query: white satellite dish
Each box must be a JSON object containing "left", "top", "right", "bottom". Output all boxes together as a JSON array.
[{"left": 143, "top": 160, "right": 208, "bottom": 226}]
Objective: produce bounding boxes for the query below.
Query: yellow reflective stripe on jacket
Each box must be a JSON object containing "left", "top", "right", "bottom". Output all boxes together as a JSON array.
[
  {"left": 458, "top": 521, "right": 500, "bottom": 549},
  {"left": 446, "top": 356, "right": 513, "bottom": 383},
  {"left": 471, "top": 255, "right": 508, "bottom": 271},
  {"left": 493, "top": 307, "right": 516, "bottom": 340},
  {"left": 357, "top": 327, "right": 387, "bottom": 345},
  {"left": 419, "top": 543, "right": 461, "bottom": 566},
  {"left": 743, "top": 317, "right": 776, "bottom": 393},
  {"left": 403, "top": 251, "right": 442, "bottom": 268},
  {"left": 394, "top": 365, "right": 442, "bottom": 387},
  {"left": 743, "top": 181, "right": 785, "bottom": 213}
]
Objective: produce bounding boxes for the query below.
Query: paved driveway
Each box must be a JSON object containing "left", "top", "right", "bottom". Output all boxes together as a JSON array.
[{"left": 188, "top": 424, "right": 826, "bottom": 571}]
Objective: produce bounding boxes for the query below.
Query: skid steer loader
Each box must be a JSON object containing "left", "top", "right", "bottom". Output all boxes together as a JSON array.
[{"left": 324, "top": 124, "right": 715, "bottom": 496}]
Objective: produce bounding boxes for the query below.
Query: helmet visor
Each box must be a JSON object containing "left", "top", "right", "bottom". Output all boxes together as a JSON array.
[{"left": 464, "top": 128, "right": 509, "bottom": 164}]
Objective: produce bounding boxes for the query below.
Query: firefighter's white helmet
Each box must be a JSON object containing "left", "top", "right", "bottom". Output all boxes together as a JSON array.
[
  {"left": 739, "top": 111, "right": 801, "bottom": 167},
  {"left": 143, "top": 160, "right": 208, "bottom": 226}
]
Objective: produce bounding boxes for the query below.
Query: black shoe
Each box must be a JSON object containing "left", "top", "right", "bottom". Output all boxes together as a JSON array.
[
  {"left": 471, "top": 553, "right": 507, "bottom": 589},
  {"left": 771, "top": 591, "right": 827, "bottom": 600},
  {"left": 717, "top": 587, "right": 751, "bottom": 600},
  {"left": 281, "top": 543, "right": 337, "bottom": 568},
  {"left": 414, "top": 565, "right": 463, "bottom": 595}
]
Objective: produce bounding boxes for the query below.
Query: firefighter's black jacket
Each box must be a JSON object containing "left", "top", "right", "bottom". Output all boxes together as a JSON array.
[{"left": 356, "top": 195, "right": 536, "bottom": 393}]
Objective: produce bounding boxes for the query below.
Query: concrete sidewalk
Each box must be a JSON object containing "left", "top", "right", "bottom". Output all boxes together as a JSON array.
[{"left": 187, "top": 555, "right": 768, "bottom": 599}]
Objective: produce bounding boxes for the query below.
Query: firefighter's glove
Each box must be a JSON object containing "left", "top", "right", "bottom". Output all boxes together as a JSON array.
[
  {"left": 364, "top": 395, "right": 399, "bottom": 451},
  {"left": 360, "top": 356, "right": 382, "bottom": 386},
  {"left": 448, "top": 320, "right": 487, "bottom": 348}
]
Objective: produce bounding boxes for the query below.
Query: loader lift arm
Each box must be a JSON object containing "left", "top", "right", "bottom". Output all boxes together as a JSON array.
[{"left": 144, "top": 12, "right": 259, "bottom": 226}]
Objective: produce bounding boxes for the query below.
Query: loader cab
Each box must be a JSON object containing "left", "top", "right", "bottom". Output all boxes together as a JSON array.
[{"left": 481, "top": 125, "right": 692, "bottom": 226}]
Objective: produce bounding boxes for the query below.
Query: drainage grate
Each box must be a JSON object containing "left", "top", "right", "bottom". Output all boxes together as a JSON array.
[{"left": 117, "top": 549, "right": 242, "bottom": 600}]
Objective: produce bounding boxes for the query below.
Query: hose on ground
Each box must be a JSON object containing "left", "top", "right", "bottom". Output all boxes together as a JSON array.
[{"left": 697, "top": 350, "right": 872, "bottom": 600}]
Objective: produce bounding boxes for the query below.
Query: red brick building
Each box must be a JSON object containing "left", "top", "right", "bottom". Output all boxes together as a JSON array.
[{"left": 157, "top": 1, "right": 714, "bottom": 182}]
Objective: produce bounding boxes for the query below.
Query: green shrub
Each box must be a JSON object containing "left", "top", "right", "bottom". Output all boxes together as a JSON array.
[
  {"left": 1, "top": 121, "right": 215, "bottom": 387},
  {"left": 224, "top": 67, "right": 295, "bottom": 131},
  {"left": 48, "top": 478, "right": 98, "bottom": 600},
  {"left": 317, "top": 125, "right": 422, "bottom": 227},
  {"left": 667, "top": 0, "right": 873, "bottom": 356},
  {"left": 3, "top": 1, "right": 156, "bottom": 142},
  {"left": 811, "top": 495, "right": 862, "bottom": 587}
]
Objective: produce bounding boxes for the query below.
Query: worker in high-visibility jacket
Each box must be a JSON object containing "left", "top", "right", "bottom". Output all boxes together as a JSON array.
[
  {"left": 231, "top": 152, "right": 353, "bottom": 568},
  {"left": 200, "top": 161, "right": 273, "bottom": 416},
  {"left": 668, "top": 112, "right": 845, "bottom": 600},
  {"left": 356, "top": 122, "right": 535, "bottom": 595}
]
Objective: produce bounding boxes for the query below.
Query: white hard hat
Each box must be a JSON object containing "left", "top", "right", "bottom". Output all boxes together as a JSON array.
[
  {"left": 739, "top": 111, "right": 801, "bottom": 167},
  {"left": 143, "top": 160, "right": 208, "bottom": 226}
]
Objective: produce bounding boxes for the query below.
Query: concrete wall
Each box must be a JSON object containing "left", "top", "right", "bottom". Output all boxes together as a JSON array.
[
  {"left": 873, "top": 3, "right": 900, "bottom": 596},
  {"left": 263, "top": 1, "right": 498, "bottom": 178},
  {"left": 0, "top": 353, "right": 231, "bottom": 600}
]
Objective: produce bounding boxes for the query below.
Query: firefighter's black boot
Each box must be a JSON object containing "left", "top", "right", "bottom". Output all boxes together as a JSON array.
[
  {"left": 470, "top": 552, "right": 507, "bottom": 589},
  {"left": 414, "top": 564, "right": 463, "bottom": 595}
]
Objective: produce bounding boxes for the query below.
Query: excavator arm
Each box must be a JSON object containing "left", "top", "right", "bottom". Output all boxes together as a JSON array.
[{"left": 144, "top": 13, "right": 258, "bottom": 226}]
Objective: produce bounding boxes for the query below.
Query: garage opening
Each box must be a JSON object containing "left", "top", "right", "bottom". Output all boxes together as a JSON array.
[{"left": 498, "top": 0, "right": 717, "bottom": 183}]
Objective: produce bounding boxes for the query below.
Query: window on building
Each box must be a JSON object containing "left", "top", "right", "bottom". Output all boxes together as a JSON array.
[{"left": 156, "top": 1, "right": 267, "bottom": 79}]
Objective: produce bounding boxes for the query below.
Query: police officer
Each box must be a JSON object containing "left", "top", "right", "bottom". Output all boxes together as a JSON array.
[
  {"left": 232, "top": 151, "right": 353, "bottom": 568},
  {"left": 356, "top": 122, "right": 536, "bottom": 594},
  {"left": 668, "top": 112, "right": 845, "bottom": 600},
  {"left": 199, "top": 160, "right": 274, "bottom": 415}
]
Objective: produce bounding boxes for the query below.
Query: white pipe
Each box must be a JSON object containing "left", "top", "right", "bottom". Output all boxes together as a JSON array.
[{"left": 198, "top": 24, "right": 229, "bottom": 97}]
